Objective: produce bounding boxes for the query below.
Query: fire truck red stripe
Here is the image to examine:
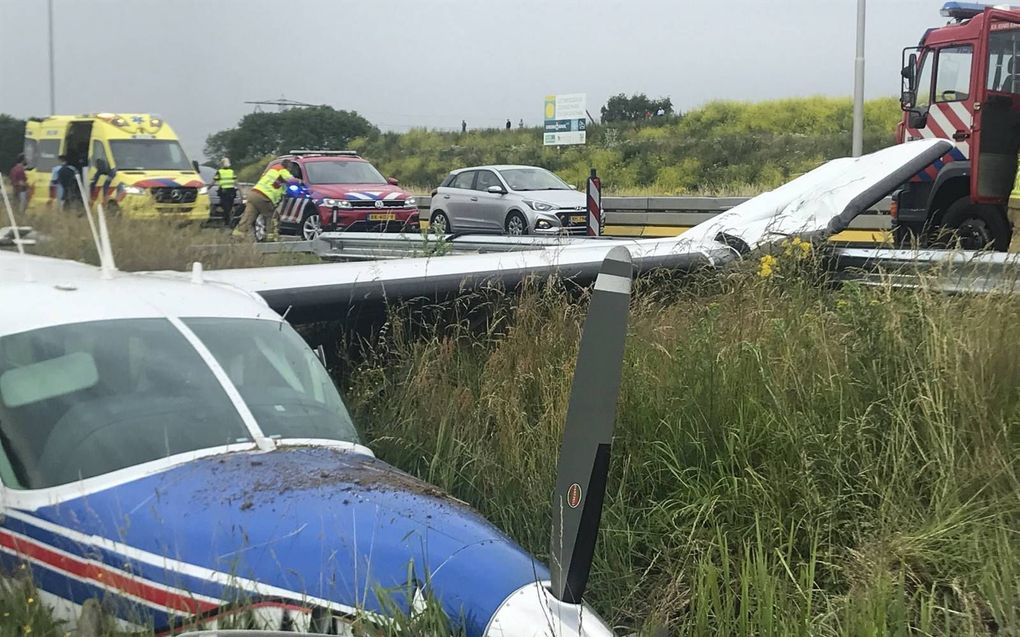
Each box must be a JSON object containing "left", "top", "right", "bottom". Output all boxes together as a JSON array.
[
  {"left": 938, "top": 103, "right": 967, "bottom": 134},
  {"left": 0, "top": 529, "right": 219, "bottom": 615}
]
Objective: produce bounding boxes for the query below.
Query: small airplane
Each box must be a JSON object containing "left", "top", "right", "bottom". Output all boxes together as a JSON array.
[{"left": 0, "top": 139, "right": 950, "bottom": 636}]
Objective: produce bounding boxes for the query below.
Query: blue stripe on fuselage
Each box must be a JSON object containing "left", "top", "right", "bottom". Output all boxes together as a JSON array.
[{"left": 5, "top": 447, "right": 545, "bottom": 636}]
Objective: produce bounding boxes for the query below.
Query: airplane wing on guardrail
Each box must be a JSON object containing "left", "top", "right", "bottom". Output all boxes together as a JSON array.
[{"left": 163, "top": 140, "right": 951, "bottom": 323}]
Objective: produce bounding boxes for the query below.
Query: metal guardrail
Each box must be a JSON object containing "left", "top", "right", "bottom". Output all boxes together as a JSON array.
[{"left": 410, "top": 195, "right": 892, "bottom": 232}]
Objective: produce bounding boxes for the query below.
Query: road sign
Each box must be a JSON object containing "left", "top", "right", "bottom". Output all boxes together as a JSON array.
[{"left": 544, "top": 94, "right": 587, "bottom": 146}]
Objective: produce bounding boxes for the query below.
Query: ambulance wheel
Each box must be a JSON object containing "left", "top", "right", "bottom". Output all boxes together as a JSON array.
[
  {"left": 254, "top": 214, "right": 267, "bottom": 242},
  {"left": 301, "top": 209, "right": 323, "bottom": 240},
  {"left": 938, "top": 200, "right": 1009, "bottom": 251},
  {"left": 105, "top": 201, "right": 120, "bottom": 217}
]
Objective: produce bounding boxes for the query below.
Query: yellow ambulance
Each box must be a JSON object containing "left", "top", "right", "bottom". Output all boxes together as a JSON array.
[{"left": 23, "top": 113, "right": 209, "bottom": 220}]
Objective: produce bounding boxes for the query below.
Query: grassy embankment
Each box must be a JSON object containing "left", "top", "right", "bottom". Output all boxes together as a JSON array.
[
  {"left": 342, "top": 97, "right": 904, "bottom": 195},
  {"left": 344, "top": 256, "right": 1020, "bottom": 635}
]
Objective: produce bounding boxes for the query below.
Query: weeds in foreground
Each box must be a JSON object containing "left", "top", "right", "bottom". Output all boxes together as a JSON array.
[{"left": 345, "top": 260, "right": 1020, "bottom": 635}]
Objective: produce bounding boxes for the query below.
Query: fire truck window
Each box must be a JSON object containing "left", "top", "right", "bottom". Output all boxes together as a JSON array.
[
  {"left": 915, "top": 53, "right": 933, "bottom": 110},
  {"left": 987, "top": 28, "right": 1020, "bottom": 93},
  {"left": 934, "top": 45, "right": 972, "bottom": 103}
]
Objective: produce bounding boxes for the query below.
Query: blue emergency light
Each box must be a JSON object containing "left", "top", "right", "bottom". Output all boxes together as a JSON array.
[{"left": 942, "top": 1, "right": 1019, "bottom": 19}]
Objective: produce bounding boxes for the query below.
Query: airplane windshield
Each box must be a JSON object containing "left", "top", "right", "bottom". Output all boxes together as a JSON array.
[
  {"left": 183, "top": 318, "right": 360, "bottom": 445},
  {"left": 0, "top": 319, "right": 252, "bottom": 490}
]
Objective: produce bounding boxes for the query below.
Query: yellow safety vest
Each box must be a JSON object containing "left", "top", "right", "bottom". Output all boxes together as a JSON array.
[
  {"left": 215, "top": 168, "right": 235, "bottom": 190},
  {"left": 253, "top": 166, "right": 294, "bottom": 205},
  {"left": 1010, "top": 162, "right": 1020, "bottom": 210}
]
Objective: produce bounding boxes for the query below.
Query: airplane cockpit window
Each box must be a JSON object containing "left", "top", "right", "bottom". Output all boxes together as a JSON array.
[
  {"left": 183, "top": 318, "right": 361, "bottom": 445},
  {"left": 0, "top": 319, "right": 251, "bottom": 489}
]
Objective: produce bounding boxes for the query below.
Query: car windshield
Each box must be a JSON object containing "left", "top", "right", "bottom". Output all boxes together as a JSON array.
[
  {"left": 109, "top": 139, "right": 193, "bottom": 171},
  {"left": 0, "top": 319, "right": 251, "bottom": 489},
  {"left": 304, "top": 160, "right": 387, "bottom": 185},
  {"left": 184, "top": 318, "right": 360, "bottom": 445},
  {"left": 499, "top": 168, "right": 571, "bottom": 191}
]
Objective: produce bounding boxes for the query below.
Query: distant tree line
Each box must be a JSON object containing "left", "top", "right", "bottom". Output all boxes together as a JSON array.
[
  {"left": 600, "top": 93, "right": 675, "bottom": 122},
  {"left": 204, "top": 105, "right": 377, "bottom": 171},
  {"left": 0, "top": 115, "right": 26, "bottom": 172}
]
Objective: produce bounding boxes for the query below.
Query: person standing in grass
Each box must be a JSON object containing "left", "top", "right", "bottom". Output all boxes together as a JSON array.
[
  {"left": 55, "top": 155, "right": 81, "bottom": 211},
  {"left": 232, "top": 159, "right": 300, "bottom": 241},
  {"left": 213, "top": 157, "right": 237, "bottom": 224},
  {"left": 8, "top": 154, "right": 28, "bottom": 214}
]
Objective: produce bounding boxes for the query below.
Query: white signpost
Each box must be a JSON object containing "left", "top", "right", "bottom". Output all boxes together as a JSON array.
[{"left": 544, "top": 94, "right": 587, "bottom": 146}]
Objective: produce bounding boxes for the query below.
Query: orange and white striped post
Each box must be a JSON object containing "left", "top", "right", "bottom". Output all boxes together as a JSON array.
[{"left": 586, "top": 168, "right": 602, "bottom": 236}]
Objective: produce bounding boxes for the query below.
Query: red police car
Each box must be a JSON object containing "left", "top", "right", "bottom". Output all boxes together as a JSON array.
[{"left": 268, "top": 150, "right": 419, "bottom": 239}]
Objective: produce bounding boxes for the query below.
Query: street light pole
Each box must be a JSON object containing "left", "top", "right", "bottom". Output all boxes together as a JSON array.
[
  {"left": 852, "top": 0, "right": 866, "bottom": 157},
  {"left": 47, "top": 0, "right": 56, "bottom": 114}
]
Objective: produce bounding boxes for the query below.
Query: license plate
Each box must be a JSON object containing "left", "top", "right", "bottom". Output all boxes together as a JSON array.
[
  {"left": 570, "top": 215, "right": 586, "bottom": 224},
  {"left": 368, "top": 213, "right": 396, "bottom": 221}
]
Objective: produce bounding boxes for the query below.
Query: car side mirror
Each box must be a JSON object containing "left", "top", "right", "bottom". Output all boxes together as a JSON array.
[
  {"left": 94, "top": 158, "right": 110, "bottom": 174},
  {"left": 569, "top": 184, "right": 577, "bottom": 190},
  {"left": 387, "top": 177, "right": 399, "bottom": 186},
  {"left": 486, "top": 185, "right": 506, "bottom": 194},
  {"left": 192, "top": 160, "right": 201, "bottom": 175}
]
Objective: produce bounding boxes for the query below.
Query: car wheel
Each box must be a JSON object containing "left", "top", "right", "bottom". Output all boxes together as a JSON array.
[
  {"left": 937, "top": 199, "right": 1009, "bottom": 251},
  {"left": 301, "top": 209, "right": 323, "bottom": 240},
  {"left": 430, "top": 210, "right": 451, "bottom": 234},
  {"left": 254, "top": 213, "right": 267, "bottom": 242},
  {"left": 505, "top": 210, "right": 528, "bottom": 236}
]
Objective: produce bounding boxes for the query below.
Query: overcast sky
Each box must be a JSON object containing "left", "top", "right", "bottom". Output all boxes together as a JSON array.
[{"left": 0, "top": 0, "right": 938, "bottom": 159}]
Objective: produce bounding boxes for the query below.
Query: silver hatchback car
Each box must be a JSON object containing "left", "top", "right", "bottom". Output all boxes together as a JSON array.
[{"left": 429, "top": 165, "right": 588, "bottom": 235}]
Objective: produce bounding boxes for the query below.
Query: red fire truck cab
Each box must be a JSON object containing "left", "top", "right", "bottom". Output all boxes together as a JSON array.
[{"left": 894, "top": 2, "right": 1020, "bottom": 250}]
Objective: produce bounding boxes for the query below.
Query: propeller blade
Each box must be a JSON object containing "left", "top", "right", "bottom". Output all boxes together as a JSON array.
[{"left": 549, "top": 245, "right": 633, "bottom": 604}]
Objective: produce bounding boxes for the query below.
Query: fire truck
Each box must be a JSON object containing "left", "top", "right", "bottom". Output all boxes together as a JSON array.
[{"left": 894, "top": 2, "right": 1020, "bottom": 250}]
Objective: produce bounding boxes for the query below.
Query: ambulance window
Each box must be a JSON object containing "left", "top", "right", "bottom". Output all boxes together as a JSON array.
[
  {"left": 934, "top": 45, "right": 972, "bottom": 103},
  {"left": 91, "top": 140, "right": 108, "bottom": 167},
  {"left": 915, "top": 52, "right": 933, "bottom": 110},
  {"left": 35, "top": 140, "right": 60, "bottom": 173},
  {"left": 22, "top": 140, "right": 37, "bottom": 170}
]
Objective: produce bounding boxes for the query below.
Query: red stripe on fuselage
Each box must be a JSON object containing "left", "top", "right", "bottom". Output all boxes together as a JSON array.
[{"left": 0, "top": 529, "right": 218, "bottom": 615}]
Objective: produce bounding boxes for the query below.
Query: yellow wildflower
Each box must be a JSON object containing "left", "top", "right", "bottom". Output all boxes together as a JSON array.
[{"left": 758, "top": 254, "right": 777, "bottom": 278}]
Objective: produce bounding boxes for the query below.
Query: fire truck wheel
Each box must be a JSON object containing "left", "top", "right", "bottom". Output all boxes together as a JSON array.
[{"left": 940, "top": 200, "right": 1010, "bottom": 251}]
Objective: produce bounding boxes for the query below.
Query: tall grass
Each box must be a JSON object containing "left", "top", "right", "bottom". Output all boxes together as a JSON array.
[
  {"left": 345, "top": 260, "right": 1020, "bottom": 635},
  {"left": 19, "top": 208, "right": 318, "bottom": 271}
]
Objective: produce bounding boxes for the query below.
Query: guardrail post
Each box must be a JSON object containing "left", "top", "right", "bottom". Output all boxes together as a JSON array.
[{"left": 586, "top": 168, "right": 602, "bottom": 236}]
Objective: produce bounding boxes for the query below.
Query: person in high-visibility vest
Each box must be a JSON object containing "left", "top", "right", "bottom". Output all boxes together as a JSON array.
[
  {"left": 213, "top": 158, "right": 237, "bottom": 224},
  {"left": 232, "top": 159, "right": 300, "bottom": 241}
]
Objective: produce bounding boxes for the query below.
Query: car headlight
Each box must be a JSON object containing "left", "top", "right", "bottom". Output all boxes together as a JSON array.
[
  {"left": 404, "top": 197, "right": 417, "bottom": 207},
  {"left": 322, "top": 198, "right": 352, "bottom": 208},
  {"left": 123, "top": 185, "right": 146, "bottom": 195},
  {"left": 198, "top": 186, "right": 209, "bottom": 195},
  {"left": 524, "top": 199, "right": 555, "bottom": 212}
]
